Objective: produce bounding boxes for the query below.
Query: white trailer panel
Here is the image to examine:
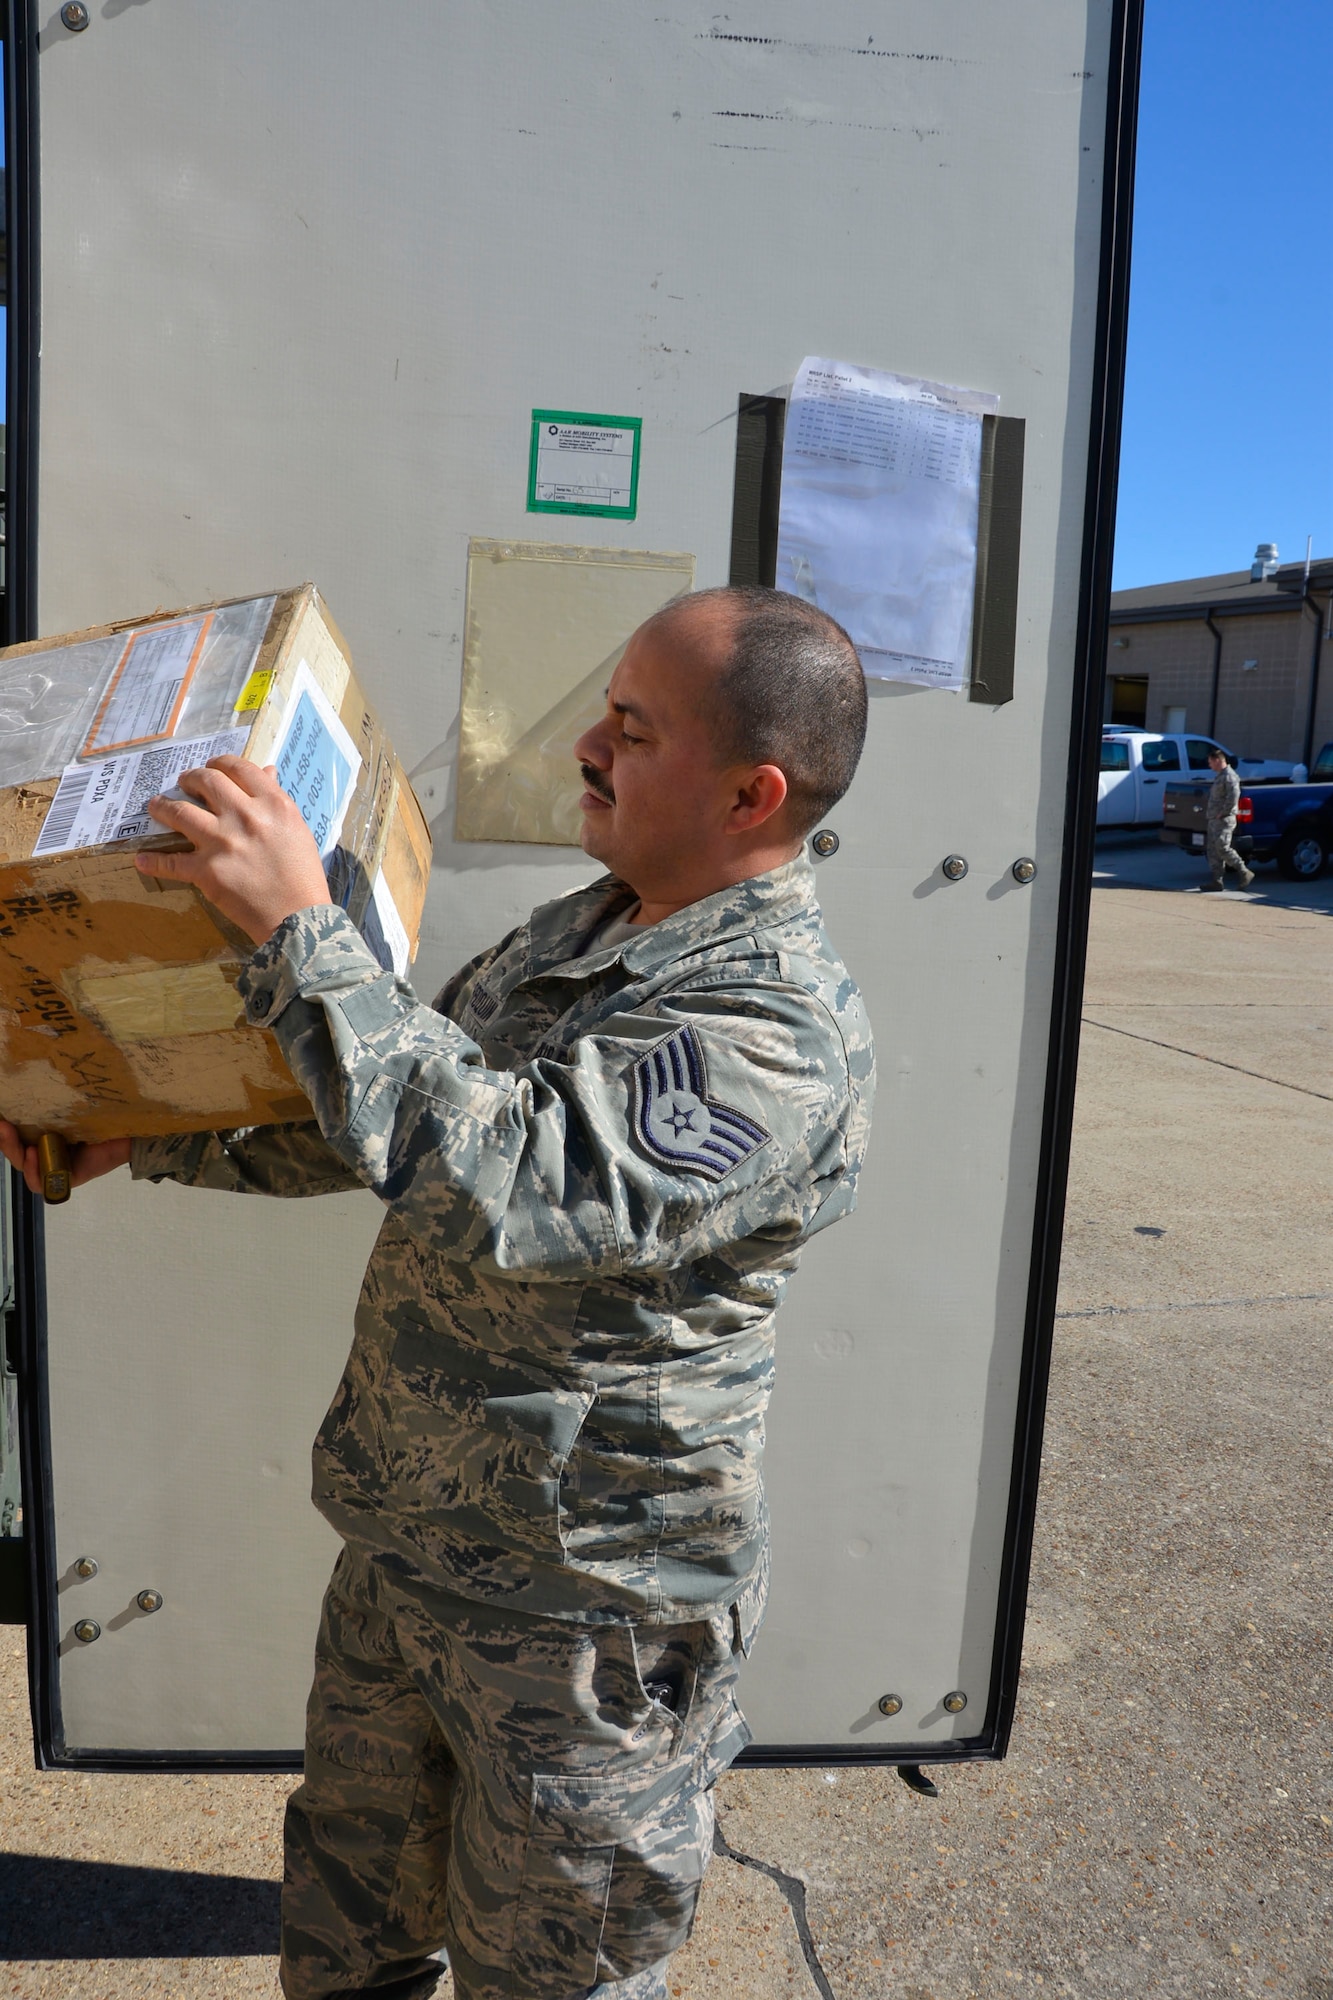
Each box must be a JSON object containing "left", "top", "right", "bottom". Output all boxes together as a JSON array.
[{"left": 5, "top": 0, "right": 1140, "bottom": 1764}]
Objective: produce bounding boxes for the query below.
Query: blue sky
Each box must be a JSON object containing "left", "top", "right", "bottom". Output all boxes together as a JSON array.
[{"left": 1113, "top": 0, "right": 1333, "bottom": 587}]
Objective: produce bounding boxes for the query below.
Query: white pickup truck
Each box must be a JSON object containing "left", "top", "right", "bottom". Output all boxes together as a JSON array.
[{"left": 1098, "top": 731, "right": 1299, "bottom": 828}]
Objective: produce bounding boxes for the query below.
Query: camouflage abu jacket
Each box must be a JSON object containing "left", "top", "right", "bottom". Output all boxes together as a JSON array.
[
  {"left": 1207, "top": 761, "right": 1241, "bottom": 826},
  {"left": 132, "top": 854, "right": 875, "bottom": 1625}
]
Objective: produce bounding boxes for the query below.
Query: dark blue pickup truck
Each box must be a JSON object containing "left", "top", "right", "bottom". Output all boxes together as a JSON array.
[{"left": 1161, "top": 743, "right": 1333, "bottom": 879}]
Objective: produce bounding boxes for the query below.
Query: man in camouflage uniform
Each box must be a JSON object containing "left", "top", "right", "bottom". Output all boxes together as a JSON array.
[
  {"left": 1201, "top": 745, "right": 1254, "bottom": 891},
  {"left": 0, "top": 587, "right": 873, "bottom": 2000}
]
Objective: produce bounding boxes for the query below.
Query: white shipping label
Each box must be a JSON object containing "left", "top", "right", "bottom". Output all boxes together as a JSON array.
[
  {"left": 272, "top": 660, "right": 362, "bottom": 859},
  {"left": 366, "top": 869, "right": 411, "bottom": 978},
  {"left": 33, "top": 728, "right": 250, "bottom": 856},
  {"left": 83, "top": 614, "right": 213, "bottom": 755}
]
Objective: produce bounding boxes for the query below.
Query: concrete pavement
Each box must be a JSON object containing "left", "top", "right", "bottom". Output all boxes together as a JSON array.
[{"left": 2, "top": 831, "right": 1330, "bottom": 1998}]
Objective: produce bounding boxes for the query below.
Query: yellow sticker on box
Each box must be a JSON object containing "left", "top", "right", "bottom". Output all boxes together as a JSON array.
[{"left": 235, "top": 668, "right": 274, "bottom": 713}]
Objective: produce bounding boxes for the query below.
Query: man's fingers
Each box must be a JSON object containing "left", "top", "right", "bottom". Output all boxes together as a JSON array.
[
  {"left": 0, "top": 1119, "right": 26, "bottom": 1175},
  {"left": 142, "top": 793, "right": 216, "bottom": 843},
  {"left": 0, "top": 1122, "right": 41, "bottom": 1195},
  {"left": 173, "top": 758, "right": 293, "bottom": 819},
  {"left": 0, "top": 1121, "right": 133, "bottom": 1195},
  {"left": 170, "top": 758, "right": 278, "bottom": 815},
  {"left": 173, "top": 763, "right": 247, "bottom": 812},
  {"left": 142, "top": 791, "right": 192, "bottom": 827},
  {"left": 204, "top": 754, "right": 276, "bottom": 799},
  {"left": 135, "top": 845, "right": 201, "bottom": 882}
]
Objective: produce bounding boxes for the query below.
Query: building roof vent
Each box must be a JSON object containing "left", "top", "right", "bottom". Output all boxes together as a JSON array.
[{"left": 1250, "top": 542, "right": 1280, "bottom": 581}]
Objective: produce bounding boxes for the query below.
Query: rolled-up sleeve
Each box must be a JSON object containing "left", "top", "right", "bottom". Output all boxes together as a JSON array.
[{"left": 130, "top": 1120, "right": 365, "bottom": 1197}]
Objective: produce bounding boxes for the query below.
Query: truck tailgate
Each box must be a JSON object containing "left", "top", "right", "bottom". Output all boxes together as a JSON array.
[{"left": 1163, "top": 782, "right": 1210, "bottom": 832}]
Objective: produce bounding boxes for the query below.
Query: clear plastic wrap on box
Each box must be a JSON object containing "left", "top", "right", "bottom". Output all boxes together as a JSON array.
[{"left": 0, "top": 594, "right": 276, "bottom": 788}]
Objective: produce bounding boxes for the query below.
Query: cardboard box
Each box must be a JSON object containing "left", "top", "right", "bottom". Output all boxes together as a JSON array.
[{"left": 0, "top": 584, "right": 432, "bottom": 1144}]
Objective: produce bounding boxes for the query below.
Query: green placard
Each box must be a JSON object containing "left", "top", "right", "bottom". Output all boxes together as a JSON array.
[{"left": 527, "top": 409, "right": 642, "bottom": 520}]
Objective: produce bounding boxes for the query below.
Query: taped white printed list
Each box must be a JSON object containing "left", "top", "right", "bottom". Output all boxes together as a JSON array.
[{"left": 776, "top": 357, "right": 999, "bottom": 690}]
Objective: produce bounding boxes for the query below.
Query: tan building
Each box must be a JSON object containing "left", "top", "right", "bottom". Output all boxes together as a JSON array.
[{"left": 1107, "top": 550, "right": 1333, "bottom": 767}]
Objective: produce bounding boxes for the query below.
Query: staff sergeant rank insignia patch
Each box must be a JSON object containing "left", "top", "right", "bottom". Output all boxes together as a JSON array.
[{"left": 631, "top": 1024, "right": 770, "bottom": 1181}]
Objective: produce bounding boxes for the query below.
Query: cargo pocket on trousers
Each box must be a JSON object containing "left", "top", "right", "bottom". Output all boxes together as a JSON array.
[{"left": 511, "top": 1769, "right": 712, "bottom": 1993}]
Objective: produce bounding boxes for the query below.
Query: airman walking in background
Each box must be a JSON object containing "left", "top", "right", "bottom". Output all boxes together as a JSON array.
[{"left": 1201, "top": 746, "right": 1255, "bottom": 892}]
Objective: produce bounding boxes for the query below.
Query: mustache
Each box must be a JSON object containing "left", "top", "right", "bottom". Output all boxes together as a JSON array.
[{"left": 580, "top": 763, "right": 615, "bottom": 805}]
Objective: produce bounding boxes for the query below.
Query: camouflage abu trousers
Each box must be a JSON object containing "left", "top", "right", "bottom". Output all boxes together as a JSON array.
[
  {"left": 280, "top": 1545, "right": 759, "bottom": 2000},
  {"left": 1206, "top": 820, "right": 1248, "bottom": 883}
]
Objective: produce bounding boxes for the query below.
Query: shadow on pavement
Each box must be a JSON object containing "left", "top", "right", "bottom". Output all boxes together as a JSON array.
[
  {"left": 1092, "top": 830, "right": 1333, "bottom": 914},
  {"left": 0, "top": 1851, "right": 278, "bottom": 1956}
]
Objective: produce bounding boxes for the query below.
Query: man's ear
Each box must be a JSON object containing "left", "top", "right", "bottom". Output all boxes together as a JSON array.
[{"left": 728, "top": 764, "right": 789, "bottom": 834}]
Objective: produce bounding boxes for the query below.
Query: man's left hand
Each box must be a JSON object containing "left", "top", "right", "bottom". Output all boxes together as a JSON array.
[
  {"left": 136, "top": 756, "right": 332, "bottom": 945},
  {"left": 0, "top": 1119, "right": 131, "bottom": 1196}
]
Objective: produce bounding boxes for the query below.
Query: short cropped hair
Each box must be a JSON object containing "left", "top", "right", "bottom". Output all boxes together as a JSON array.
[{"left": 680, "top": 586, "right": 868, "bottom": 836}]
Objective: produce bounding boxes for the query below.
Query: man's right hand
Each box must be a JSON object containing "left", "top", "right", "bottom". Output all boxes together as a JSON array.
[{"left": 0, "top": 1121, "right": 131, "bottom": 1198}]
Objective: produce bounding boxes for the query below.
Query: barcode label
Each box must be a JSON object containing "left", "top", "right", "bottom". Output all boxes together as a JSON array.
[
  {"left": 30, "top": 728, "right": 250, "bottom": 857},
  {"left": 33, "top": 768, "right": 96, "bottom": 855}
]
